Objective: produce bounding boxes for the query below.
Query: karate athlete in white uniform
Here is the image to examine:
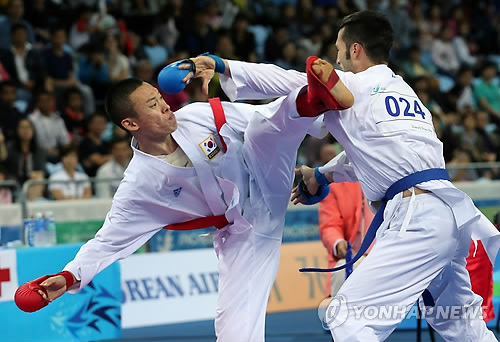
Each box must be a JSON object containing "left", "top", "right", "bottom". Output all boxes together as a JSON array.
[
  {"left": 293, "top": 10, "right": 500, "bottom": 342},
  {"left": 16, "top": 56, "right": 353, "bottom": 341}
]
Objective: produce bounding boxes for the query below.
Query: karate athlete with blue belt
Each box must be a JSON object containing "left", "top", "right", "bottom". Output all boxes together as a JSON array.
[
  {"left": 14, "top": 55, "right": 353, "bottom": 342},
  {"left": 293, "top": 10, "right": 500, "bottom": 342}
]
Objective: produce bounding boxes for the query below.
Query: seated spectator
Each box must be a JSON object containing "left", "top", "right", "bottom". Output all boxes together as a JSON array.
[
  {"left": 143, "top": 35, "right": 168, "bottom": 69},
  {"left": 264, "top": 24, "right": 288, "bottom": 62},
  {"left": 44, "top": 26, "right": 77, "bottom": 89},
  {"left": 0, "top": 23, "right": 47, "bottom": 102},
  {"left": 0, "top": 164, "right": 12, "bottom": 204},
  {"left": 23, "top": 0, "right": 56, "bottom": 45},
  {"left": 431, "top": 26, "right": 460, "bottom": 78},
  {"left": 476, "top": 110, "right": 498, "bottom": 159},
  {"left": 426, "top": 5, "right": 443, "bottom": 37},
  {"left": 279, "top": 3, "right": 300, "bottom": 41},
  {"left": 382, "top": 0, "right": 411, "bottom": 53},
  {"left": 215, "top": 31, "right": 237, "bottom": 60},
  {"left": 29, "top": 90, "right": 70, "bottom": 162},
  {"left": 79, "top": 112, "right": 111, "bottom": 177},
  {"left": 78, "top": 44, "right": 111, "bottom": 105},
  {"left": 474, "top": 61, "right": 500, "bottom": 125},
  {"left": 60, "top": 87, "right": 85, "bottom": 140},
  {"left": 153, "top": 3, "right": 180, "bottom": 50},
  {"left": 134, "top": 59, "right": 154, "bottom": 84},
  {"left": 0, "top": 0, "right": 35, "bottom": 50},
  {"left": 68, "top": 5, "right": 94, "bottom": 51},
  {"left": 276, "top": 41, "right": 302, "bottom": 71},
  {"left": 297, "top": 29, "right": 322, "bottom": 62},
  {"left": 401, "top": 45, "right": 436, "bottom": 81},
  {"left": 44, "top": 26, "right": 95, "bottom": 116},
  {"left": 453, "top": 22, "right": 477, "bottom": 68},
  {"left": 105, "top": 33, "right": 129, "bottom": 82},
  {"left": 0, "top": 80, "right": 24, "bottom": 141},
  {"left": 231, "top": 13, "right": 257, "bottom": 62},
  {"left": 95, "top": 137, "right": 132, "bottom": 198},
  {"left": 447, "top": 149, "right": 478, "bottom": 181},
  {"left": 459, "top": 113, "right": 484, "bottom": 162},
  {"left": 446, "top": 67, "right": 475, "bottom": 112},
  {"left": 49, "top": 146, "right": 91, "bottom": 200},
  {"left": 4, "top": 119, "right": 46, "bottom": 201},
  {"left": 175, "top": 9, "right": 217, "bottom": 56},
  {"left": 5, "top": 118, "right": 46, "bottom": 183}
]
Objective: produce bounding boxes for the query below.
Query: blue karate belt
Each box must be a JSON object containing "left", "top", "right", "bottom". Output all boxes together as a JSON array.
[
  {"left": 300, "top": 168, "right": 450, "bottom": 273},
  {"left": 345, "top": 241, "right": 353, "bottom": 279}
]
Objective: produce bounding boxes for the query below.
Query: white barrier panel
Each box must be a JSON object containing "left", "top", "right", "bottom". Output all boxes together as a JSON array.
[
  {"left": 120, "top": 249, "right": 219, "bottom": 329},
  {"left": 0, "top": 203, "right": 22, "bottom": 226},
  {"left": 455, "top": 180, "right": 500, "bottom": 200},
  {"left": 27, "top": 198, "right": 112, "bottom": 221}
]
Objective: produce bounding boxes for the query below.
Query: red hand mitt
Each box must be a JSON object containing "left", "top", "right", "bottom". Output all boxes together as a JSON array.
[
  {"left": 14, "top": 275, "right": 50, "bottom": 313},
  {"left": 15, "top": 271, "right": 74, "bottom": 313}
]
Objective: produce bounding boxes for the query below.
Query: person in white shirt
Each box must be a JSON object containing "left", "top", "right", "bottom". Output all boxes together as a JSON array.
[
  {"left": 294, "top": 10, "right": 498, "bottom": 342},
  {"left": 22, "top": 55, "right": 352, "bottom": 341},
  {"left": 95, "top": 136, "right": 132, "bottom": 198},
  {"left": 49, "top": 145, "right": 91, "bottom": 200},
  {"left": 431, "top": 25, "right": 460, "bottom": 77},
  {"left": 29, "top": 89, "right": 70, "bottom": 162}
]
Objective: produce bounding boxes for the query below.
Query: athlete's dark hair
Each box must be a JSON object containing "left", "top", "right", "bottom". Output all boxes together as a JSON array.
[
  {"left": 105, "top": 78, "right": 143, "bottom": 131},
  {"left": 338, "top": 10, "right": 393, "bottom": 64}
]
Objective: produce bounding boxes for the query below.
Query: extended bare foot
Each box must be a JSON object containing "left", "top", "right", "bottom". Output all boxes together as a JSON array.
[{"left": 311, "top": 58, "right": 354, "bottom": 109}]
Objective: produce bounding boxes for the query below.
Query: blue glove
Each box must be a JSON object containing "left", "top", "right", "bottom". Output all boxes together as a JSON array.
[
  {"left": 298, "top": 180, "right": 330, "bottom": 205},
  {"left": 157, "top": 59, "right": 196, "bottom": 94}
]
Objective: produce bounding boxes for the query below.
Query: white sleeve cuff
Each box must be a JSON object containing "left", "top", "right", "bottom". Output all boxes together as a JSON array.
[{"left": 318, "top": 151, "right": 358, "bottom": 183}]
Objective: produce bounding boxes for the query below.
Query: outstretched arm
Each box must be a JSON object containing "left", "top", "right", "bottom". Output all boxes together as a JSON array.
[
  {"left": 182, "top": 56, "right": 307, "bottom": 101},
  {"left": 17, "top": 201, "right": 164, "bottom": 311}
]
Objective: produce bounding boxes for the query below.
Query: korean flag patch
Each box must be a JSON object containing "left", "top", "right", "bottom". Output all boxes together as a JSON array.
[{"left": 199, "top": 134, "right": 221, "bottom": 160}]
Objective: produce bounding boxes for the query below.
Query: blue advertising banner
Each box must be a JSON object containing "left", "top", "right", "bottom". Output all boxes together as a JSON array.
[{"left": 0, "top": 244, "right": 121, "bottom": 342}]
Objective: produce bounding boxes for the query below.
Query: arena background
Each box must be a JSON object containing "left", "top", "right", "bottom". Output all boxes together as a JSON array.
[{"left": 1, "top": 0, "right": 500, "bottom": 341}]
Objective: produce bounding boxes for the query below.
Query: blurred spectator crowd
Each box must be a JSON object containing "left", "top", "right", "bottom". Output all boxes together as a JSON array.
[{"left": 0, "top": 0, "right": 500, "bottom": 204}]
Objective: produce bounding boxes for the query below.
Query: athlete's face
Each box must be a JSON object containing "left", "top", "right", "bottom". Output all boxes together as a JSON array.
[
  {"left": 335, "top": 28, "right": 354, "bottom": 72},
  {"left": 129, "top": 82, "right": 177, "bottom": 138}
]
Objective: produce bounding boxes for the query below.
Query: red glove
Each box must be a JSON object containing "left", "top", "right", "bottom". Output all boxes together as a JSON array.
[{"left": 14, "top": 271, "right": 74, "bottom": 313}]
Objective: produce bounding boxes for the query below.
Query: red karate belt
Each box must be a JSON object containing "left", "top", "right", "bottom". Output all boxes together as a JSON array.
[
  {"left": 163, "top": 215, "right": 228, "bottom": 231},
  {"left": 208, "top": 97, "right": 227, "bottom": 152}
]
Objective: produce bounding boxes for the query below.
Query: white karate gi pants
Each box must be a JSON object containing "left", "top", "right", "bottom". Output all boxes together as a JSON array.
[
  {"left": 215, "top": 88, "right": 317, "bottom": 342},
  {"left": 329, "top": 193, "right": 497, "bottom": 342}
]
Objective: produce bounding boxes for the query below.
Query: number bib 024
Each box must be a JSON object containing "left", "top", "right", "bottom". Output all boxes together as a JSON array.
[{"left": 371, "top": 87, "right": 435, "bottom": 136}]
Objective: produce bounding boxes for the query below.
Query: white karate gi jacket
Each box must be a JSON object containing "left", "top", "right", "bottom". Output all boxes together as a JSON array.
[
  {"left": 64, "top": 61, "right": 324, "bottom": 292},
  {"left": 317, "top": 64, "right": 500, "bottom": 264}
]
